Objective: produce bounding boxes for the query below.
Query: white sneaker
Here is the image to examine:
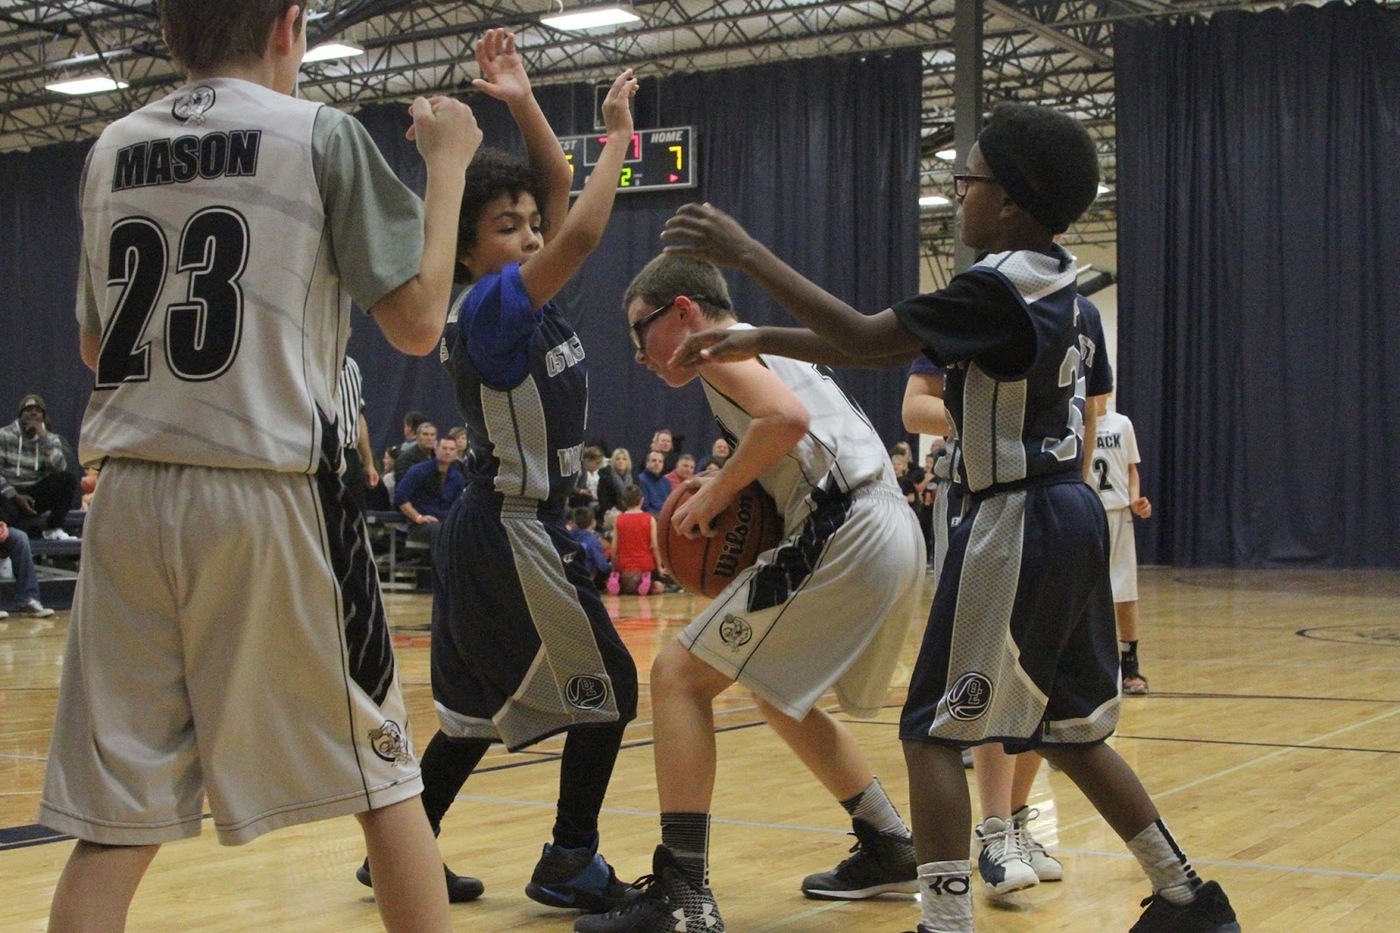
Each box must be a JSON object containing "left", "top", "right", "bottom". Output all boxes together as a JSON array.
[
  {"left": 975, "top": 816, "right": 1038, "bottom": 897},
  {"left": 43, "top": 528, "right": 76, "bottom": 541},
  {"left": 0, "top": 608, "right": 8, "bottom": 620},
  {"left": 12, "top": 598, "right": 54, "bottom": 618},
  {"left": 1012, "top": 807, "right": 1063, "bottom": 882}
]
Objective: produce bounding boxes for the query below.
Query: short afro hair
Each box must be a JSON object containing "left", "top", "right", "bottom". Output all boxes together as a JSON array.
[
  {"left": 455, "top": 148, "right": 547, "bottom": 283},
  {"left": 977, "top": 102, "right": 1099, "bottom": 234}
]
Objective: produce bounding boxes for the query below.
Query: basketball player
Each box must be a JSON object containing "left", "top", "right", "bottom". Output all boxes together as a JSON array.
[
  {"left": 661, "top": 103, "right": 1237, "bottom": 933},
  {"left": 353, "top": 29, "right": 642, "bottom": 914},
  {"left": 1091, "top": 396, "right": 1153, "bottom": 694},
  {"left": 580, "top": 254, "right": 925, "bottom": 933},
  {"left": 41, "top": 2, "right": 480, "bottom": 930}
]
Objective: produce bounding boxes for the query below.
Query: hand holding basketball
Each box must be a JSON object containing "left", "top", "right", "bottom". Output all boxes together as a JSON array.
[{"left": 659, "top": 479, "right": 782, "bottom": 598}]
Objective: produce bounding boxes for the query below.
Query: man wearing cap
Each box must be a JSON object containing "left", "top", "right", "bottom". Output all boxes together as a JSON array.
[{"left": 0, "top": 394, "right": 79, "bottom": 540}]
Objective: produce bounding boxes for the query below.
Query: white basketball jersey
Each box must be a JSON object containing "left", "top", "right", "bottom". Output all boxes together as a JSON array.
[
  {"left": 1091, "top": 410, "right": 1140, "bottom": 511},
  {"left": 77, "top": 79, "right": 346, "bottom": 473},
  {"left": 701, "top": 326, "right": 898, "bottom": 531}
]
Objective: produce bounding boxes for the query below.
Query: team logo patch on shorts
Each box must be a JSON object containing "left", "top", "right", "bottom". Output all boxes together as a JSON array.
[
  {"left": 368, "top": 720, "right": 412, "bottom": 765},
  {"left": 565, "top": 675, "right": 609, "bottom": 710},
  {"left": 718, "top": 614, "right": 753, "bottom": 651},
  {"left": 172, "top": 85, "right": 216, "bottom": 124},
  {"left": 946, "top": 672, "right": 994, "bottom": 721}
]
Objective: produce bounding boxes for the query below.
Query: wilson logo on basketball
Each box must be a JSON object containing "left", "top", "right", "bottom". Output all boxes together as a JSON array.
[
  {"left": 946, "top": 672, "right": 994, "bottom": 721},
  {"left": 368, "top": 719, "right": 412, "bottom": 765},
  {"left": 711, "top": 491, "right": 759, "bottom": 580},
  {"left": 565, "top": 675, "right": 609, "bottom": 710}
]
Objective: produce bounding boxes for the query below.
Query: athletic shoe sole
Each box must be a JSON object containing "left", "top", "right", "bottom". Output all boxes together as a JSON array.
[{"left": 802, "top": 879, "right": 918, "bottom": 900}]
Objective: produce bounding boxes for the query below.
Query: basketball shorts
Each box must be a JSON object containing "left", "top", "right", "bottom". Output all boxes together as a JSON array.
[
  {"left": 1105, "top": 506, "right": 1139, "bottom": 603},
  {"left": 39, "top": 459, "right": 422, "bottom": 847},
  {"left": 682, "top": 484, "right": 924, "bottom": 720},
  {"left": 900, "top": 478, "right": 1120, "bottom": 752},
  {"left": 430, "top": 488, "right": 638, "bottom": 752},
  {"left": 929, "top": 478, "right": 965, "bottom": 583}
]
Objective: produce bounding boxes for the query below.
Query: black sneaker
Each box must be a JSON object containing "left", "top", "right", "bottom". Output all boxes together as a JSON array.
[
  {"left": 574, "top": 845, "right": 723, "bottom": 932},
  {"left": 355, "top": 857, "right": 484, "bottom": 903},
  {"left": 800, "top": 817, "right": 917, "bottom": 899},
  {"left": 525, "top": 842, "right": 632, "bottom": 912},
  {"left": 1131, "top": 880, "right": 1241, "bottom": 932}
]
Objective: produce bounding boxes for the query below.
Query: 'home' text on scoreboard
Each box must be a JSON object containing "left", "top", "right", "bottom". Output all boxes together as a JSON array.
[{"left": 561, "top": 126, "right": 697, "bottom": 194}]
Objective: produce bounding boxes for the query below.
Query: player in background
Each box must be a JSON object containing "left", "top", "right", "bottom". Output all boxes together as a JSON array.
[
  {"left": 43, "top": 2, "right": 481, "bottom": 930},
  {"left": 662, "top": 101, "right": 1238, "bottom": 933},
  {"left": 353, "top": 29, "right": 642, "bottom": 915},
  {"left": 579, "top": 254, "right": 925, "bottom": 933},
  {"left": 1091, "top": 396, "right": 1153, "bottom": 694}
]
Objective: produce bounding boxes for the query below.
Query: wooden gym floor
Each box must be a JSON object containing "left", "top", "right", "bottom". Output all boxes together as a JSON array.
[{"left": 3, "top": 565, "right": 1399, "bottom": 931}]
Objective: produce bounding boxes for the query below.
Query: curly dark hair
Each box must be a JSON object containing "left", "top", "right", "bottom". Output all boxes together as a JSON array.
[
  {"left": 979, "top": 102, "right": 1099, "bottom": 234},
  {"left": 455, "top": 147, "right": 547, "bottom": 283}
]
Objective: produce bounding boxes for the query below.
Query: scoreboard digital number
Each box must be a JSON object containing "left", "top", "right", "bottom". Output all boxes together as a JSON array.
[{"left": 560, "top": 126, "right": 697, "bottom": 195}]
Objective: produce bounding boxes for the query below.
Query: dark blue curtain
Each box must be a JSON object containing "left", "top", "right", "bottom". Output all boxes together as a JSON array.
[
  {"left": 1114, "top": 1, "right": 1400, "bottom": 567},
  {"left": 0, "top": 50, "right": 920, "bottom": 470}
]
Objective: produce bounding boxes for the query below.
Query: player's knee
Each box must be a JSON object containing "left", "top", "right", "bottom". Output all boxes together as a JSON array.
[{"left": 651, "top": 642, "right": 726, "bottom": 700}]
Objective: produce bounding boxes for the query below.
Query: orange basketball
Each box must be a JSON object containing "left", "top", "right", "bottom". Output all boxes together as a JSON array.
[{"left": 658, "top": 481, "right": 783, "bottom": 598}]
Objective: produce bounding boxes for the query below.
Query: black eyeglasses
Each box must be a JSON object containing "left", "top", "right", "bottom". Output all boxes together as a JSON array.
[
  {"left": 629, "top": 294, "right": 731, "bottom": 351},
  {"left": 952, "top": 173, "right": 998, "bottom": 198}
]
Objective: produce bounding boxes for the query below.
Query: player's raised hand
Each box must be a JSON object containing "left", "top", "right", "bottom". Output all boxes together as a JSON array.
[
  {"left": 406, "top": 95, "right": 482, "bottom": 172},
  {"left": 670, "top": 326, "right": 763, "bottom": 367},
  {"left": 661, "top": 202, "right": 758, "bottom": 268},
  {"left": 472, "top": 28, "right": 531, "bottom": 103},
  {"left": 601, "top": 68, "right": 638, "bottom": 138}
]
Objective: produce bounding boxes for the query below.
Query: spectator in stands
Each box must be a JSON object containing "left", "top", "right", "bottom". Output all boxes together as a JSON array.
[
  {"left": 0, "top": 395, "right": 78, "bottom": 540},
  {"left": 569, "top": 505, "right": 612, "bottom": 590},
  {"left": 386, "top": 410, "right": 427, "bottom": 464},
  {"left": 665, "top": 453, "right": 696, "bottom": 489},
  {"left": 393, "top": 420, "right": 437, "bottom": 482},
  {"left": 445, "top": 426, "right": 473, "bottom": 479},
  {"left": 599, "top": 447, "right": 633, "bottom": 525},
  {"left": 338, "top": 354, "right": 380, "bottom": 514},
  {"left": 570, "top": 446, "right": 608, "bottom": 517},
  {"left": 637, "top": 449, "right": 671, "bottom": 515},
  {"left": 394, "top": 435, "right": 466, "bottom": 547},
  {"left": 650, "top": 427, "right": 681, "bottom": 473},
  {"left": 0, "top": 520, "right": 55, "bottom": 619},
  {"left": 696, "top": 436, "right": 730, "bottom": 472},
  {"left": 607, "top": 485, "right": 666, "bottom": 595}
]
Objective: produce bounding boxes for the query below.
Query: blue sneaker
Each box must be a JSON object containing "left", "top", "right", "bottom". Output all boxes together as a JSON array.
[{"left": 526, "top": 842, "right": 632, "bottom": 912}]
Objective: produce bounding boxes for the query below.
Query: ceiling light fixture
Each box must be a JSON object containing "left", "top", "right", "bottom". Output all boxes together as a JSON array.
[
  {"left": 935, "top": 148, "right": 956, "bottom": 161},
  {"left": 920, "top": 195, "right": 951, "bottom": 208},
  {"left": 303, "top": 42, "right": 365, "bottom": 63},
  {"left": 47, "top": 76, "right": 128, "bottom": 96},
  {"left": 540, "top": 3, "right": 640, "bottom": 31}
]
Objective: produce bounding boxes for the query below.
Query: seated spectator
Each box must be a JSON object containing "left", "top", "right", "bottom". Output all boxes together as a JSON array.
[
  {"left": 599, "top": 447, "right": 632, "bottom": 523},
  {"left": 696, "top": 436, "right": 731, "bottom": 472},
  {"left": 606, "top": 485, "right": 665, "bottom": 596},
  {"left": 664, "top": 453, "right": 696, "bottom": 489},
  {"left": 385, "top": 409, "right": 427, "bottom": 465},
  {"left": 0, "top": 395, "right": 78, "bottom": 540},
  {"left": 569, "top": 446, "right": 608, "bottom": 517},
  {"left": 637, "top": 450, "right": 671, "bottom": 515},
  {"left": 393, "top": 420, "right": 437, "bottom": 482},
  {"left": 568, "top": 505, "right": 612, "bottom": 591},
  {"left": 0, "top": 520, "right": 55, "bottom": 619},
  {"left": 445, "top": 426, "right": 474, "bottom": 478},
  {"left": 649, "top": 427, "right": 681, "bottom": 473},
  {"left": 393, "top": 436, "right": 465, "bottom": 548}
]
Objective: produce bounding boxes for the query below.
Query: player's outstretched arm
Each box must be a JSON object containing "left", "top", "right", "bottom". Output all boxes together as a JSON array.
[
  {"left": 661, "top": 202, "right": 921, "bottom": 359},
  {"left": 672, "top": 326, "right": 915, "bottom": 369},
  {"left": 374, "top": 96, "right": 481, "bottom": 354},
  {"left": 516, "top": 68, "right": 638, "bottom": 309},
  {"left": 471, "top": 29, "right": 572, "bottom": 244},
  {"left": 903, "top": 371, "right": 949, "bottom": 436}
]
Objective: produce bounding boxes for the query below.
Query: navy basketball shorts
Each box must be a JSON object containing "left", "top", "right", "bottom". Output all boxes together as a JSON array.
[
  {"left": 900, "top": 478, "right": 1120, "bottom": 751},
  {"left": 430, "top": 487, "right": 638, "bottom": 752}
]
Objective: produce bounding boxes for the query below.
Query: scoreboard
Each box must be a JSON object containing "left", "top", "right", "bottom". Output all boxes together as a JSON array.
[{"left": 560, "top": 126, "right": 697, "bottom": 195}]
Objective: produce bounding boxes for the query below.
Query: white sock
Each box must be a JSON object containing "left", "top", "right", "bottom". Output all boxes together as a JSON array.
[
  {"left": 1126, "top": 819, "right": 1200, "bottom": 905},
  {"left": 917, "top": 859, "right": 973, "bottom": 933}
]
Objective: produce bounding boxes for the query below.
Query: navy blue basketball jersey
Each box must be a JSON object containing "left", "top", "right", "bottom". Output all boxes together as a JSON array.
[
  {"left": 442, "top": 263, "right": 586, "bottom": 511},
  {"left": 895, "top": 247, "right": 1083, "bottom": 494}
]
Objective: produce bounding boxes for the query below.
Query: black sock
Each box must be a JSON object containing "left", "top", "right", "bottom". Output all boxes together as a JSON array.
[
  {"left": 420, "top": 731, "right": 492, "bottom": 834},
  {"left": 1120, "top": 640, "right": 1139, "bottom": 664},
  {"left": 553, "top": 722, "right": 627, "bottom": 850},
  {"left": 661, "top": 812, "right": 711, "bottom": 888}
]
